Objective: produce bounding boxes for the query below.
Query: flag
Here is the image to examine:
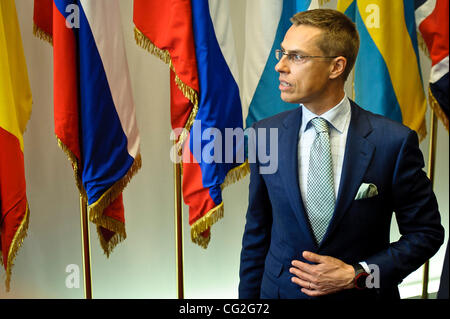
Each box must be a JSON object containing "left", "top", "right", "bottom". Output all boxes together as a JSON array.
[
  {"left": 415, "top": 0, "right": 449, "bottom": 131},
  {"left": 33, "top": 0, "right": 53, "bottom": 44},
  {"left": 338, "top": 0, "right": 427, "bottom": 140},
  {"left": 0, "top": 0, "right": 32, "bottom": 291},
  {"left": 134, "top": 0, "right": 248, "bottom": 248},
  {"left": 33, "top": 0, "right": 141, "bottom": 256},
  {"left": 133, "top": 0, "right": 199, "bottom": 146},
  {"left": 243, "top": 0, "right": 319, "bottom": 128}
]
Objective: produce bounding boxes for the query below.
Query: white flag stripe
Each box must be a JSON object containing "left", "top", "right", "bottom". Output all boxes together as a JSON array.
[{"left": 430, "top": 55, "right": 449, "bottom": 83}]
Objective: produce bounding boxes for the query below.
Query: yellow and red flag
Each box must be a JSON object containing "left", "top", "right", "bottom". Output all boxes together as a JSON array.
[{"left": 0, "top": 0, "right": 32, "bottom": 291}]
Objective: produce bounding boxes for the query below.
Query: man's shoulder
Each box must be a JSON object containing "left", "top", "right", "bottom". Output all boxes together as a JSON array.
[
  {"left": 251, "top": 107, "right": 301, "bottom": 129},
  {"left": 351, "top": 101, "right": 414, "bottom": 138}
]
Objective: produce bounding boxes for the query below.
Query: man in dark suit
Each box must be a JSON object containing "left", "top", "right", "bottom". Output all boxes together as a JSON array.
[{"left": 239, "top": 9, "right": 444, "bottom": 299}]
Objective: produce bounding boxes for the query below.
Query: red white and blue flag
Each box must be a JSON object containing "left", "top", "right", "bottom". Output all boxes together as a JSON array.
[
  {"left": 415, "top": 0, "right": 449, "bottom": 131},
  {"left": 134, "top": 0, "right": 248, "bottom": 248},
  {"left": 33, "top": 0, "right": 141, "bottom": 256}
]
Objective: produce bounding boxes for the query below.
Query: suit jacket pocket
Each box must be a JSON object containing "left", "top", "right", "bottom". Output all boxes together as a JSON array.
[{"left": 265, "top": 251, "right": 283, "bottom": 278}]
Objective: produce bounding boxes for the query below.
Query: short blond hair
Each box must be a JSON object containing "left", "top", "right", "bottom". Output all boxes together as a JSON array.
[{"left": 291, "top": 9, "right": 359, "bottom": 81}]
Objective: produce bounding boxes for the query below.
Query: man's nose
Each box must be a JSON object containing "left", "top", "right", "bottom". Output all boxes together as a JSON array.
[{"left": 275, "top": 56, "right": 289, "bottom": 73}]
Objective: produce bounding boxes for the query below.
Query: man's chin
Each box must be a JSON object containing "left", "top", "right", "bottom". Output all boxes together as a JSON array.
[{"left": 280, "top": 94, "right": 301, "bottom": 104}]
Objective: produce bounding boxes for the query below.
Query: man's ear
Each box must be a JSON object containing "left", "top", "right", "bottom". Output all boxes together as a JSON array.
[{"left": 329, "top": 56, "right": 347, "bottom": 80}]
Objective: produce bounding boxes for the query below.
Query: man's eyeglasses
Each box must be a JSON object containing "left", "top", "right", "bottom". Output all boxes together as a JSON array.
[{"left": 275, "top": 49, "right": 339, "bottom": 63}]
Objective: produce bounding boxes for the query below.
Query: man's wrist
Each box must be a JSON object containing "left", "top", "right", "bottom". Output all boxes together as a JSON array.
[
  {"left": 352, "top": 263, "right": 370, "bottom": 289},
  {"left": 342, "top": 263, "right": 356, "bottom": 290}
]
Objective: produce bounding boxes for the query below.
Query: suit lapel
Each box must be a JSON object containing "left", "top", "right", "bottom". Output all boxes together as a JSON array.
[
  {"left": 278, "top": 107, "right": 317, "bottom": 247},
  {"left": 320, "top": 102, "right": 375, "bottom": 248}
]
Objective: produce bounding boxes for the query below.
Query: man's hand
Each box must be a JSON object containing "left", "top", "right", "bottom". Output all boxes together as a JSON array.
[{"left": 289, "top": 251, "right": 355, "bottom": 297}]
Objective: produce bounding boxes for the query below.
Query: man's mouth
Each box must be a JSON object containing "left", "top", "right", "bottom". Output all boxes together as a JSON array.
[{"left": 279, "top": 80, "right": 292, "bottom": 91}]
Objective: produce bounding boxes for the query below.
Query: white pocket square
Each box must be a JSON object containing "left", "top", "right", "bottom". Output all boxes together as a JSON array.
[{"left": 355, "top": 183, "right": 378, "bottom": 200}]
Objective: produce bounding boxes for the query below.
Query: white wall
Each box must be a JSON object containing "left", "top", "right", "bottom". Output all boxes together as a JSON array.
[{"left": 1, "top": 0, "right": 447, "bottom": 299}]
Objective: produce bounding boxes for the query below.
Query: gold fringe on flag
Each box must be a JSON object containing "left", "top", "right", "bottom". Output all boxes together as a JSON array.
[
  {"left": 417, "top": 32, "right": 430, "bottom": 58},
  {"left": 33, "top": 23, "right": 53, "bottom": 45},
  {"left": 88, "top": 153, "right": 142, "bottom": 257},
  {"left": 95, "top": 223, "right": 126, "bottom": 259},
  {"left": 417, "top": 113, "right": 428, "bottom": 142},
  {"left": 4, "top": 203, "right": 30, "bottom": 292},
  {"left": 190, "top": 161, "right": 250, "bottom": 249},
  {"left": 134, "top": 27, "right": 199, "bottom": 151},
  {"left": 191, "top": 203, "right": 224, "bottom": 249},
  {"left": 57, "top": 137, "right": 87, "bottom": 200},
  {"left": 221, "top": 161, "right": 250, "bottom": 191},
  {"left": 429, "top": 87, "right": 449, "bottom": 131}
]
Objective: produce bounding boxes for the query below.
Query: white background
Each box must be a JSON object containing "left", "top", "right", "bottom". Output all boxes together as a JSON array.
[{"left": 1, "top": 0, "right": 447, "bottom": 299}]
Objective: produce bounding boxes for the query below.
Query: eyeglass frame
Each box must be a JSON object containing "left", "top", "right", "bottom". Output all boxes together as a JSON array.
[{"left": 275, "top": 49, "right": 341, "bottom": 63}]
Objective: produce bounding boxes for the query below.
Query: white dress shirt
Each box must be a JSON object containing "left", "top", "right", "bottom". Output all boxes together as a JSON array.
[{"left": 298, "top": 94, "right": 351, "bottom": 206}]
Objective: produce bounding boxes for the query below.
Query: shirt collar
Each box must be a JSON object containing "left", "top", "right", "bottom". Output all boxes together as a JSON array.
[{"left": 300, "top": 94, "right": 350, "bottom": 134}]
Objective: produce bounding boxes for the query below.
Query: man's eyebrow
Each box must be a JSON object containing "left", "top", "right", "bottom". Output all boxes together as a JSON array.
[
  {"left": 285, "top": 49, "right": 308, "bottom": 55},
  {"left": 279, "top": 45, "right": 306, "bottom": 55}
]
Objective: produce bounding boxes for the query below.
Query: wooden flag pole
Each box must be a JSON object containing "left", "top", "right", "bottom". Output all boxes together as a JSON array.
[
  {"left": 80, "top": 195, "right": 93, "bottom": 299},
  {"left": 422, "top": 110, "right": 438, "bottom": 299},
  {"left": 174, "top": 143, "right": 184, "bottom": 299}
]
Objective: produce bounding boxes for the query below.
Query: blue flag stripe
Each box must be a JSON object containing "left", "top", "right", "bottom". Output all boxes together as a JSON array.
[
  {"left": 354, "top": 6, "right": 403, "bottom": 123},
  {"left": 190, "top": 0, "right": 243, "bottom": 205}
]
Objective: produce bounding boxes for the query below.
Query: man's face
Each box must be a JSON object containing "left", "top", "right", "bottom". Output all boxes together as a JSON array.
[{"left": 275, "top": 25, "right": 333, "bottom": 105}]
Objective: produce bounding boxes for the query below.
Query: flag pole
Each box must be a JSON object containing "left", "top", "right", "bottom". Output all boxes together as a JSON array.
[
  {"left": 422, "top": 109, "right": 438, "bottom": 299},
  {"left": 80, "top": 195, "right": 93, "bottom": 299},
  {"left": 173, "top": 143, "right": 184, "bottom": 299}
]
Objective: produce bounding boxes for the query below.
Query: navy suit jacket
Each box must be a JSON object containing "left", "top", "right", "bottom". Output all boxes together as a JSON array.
[{"left": 239, "top": 100, "right": 444, "bottom": 299}]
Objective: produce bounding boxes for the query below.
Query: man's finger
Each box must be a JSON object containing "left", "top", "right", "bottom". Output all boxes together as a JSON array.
[
  {"left": 291, "top": 259, "right": 316, "bottom": 275},
  {"left": 301, "top": 288, "right": 326, "bottom": 297},
  {"left": 303, "top": 251, "right": 327, "bottom": 263},
  {"left": 291, "top": 276, "right": 316, "bottom": 289},
  {"left": 289, "top": 267, "right": 315, "bottom": 283}
]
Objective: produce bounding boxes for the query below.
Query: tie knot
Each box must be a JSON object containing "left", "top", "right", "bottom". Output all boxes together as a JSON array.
[{"left": 310, "top": 117, "right": 329, "bottom": 134}]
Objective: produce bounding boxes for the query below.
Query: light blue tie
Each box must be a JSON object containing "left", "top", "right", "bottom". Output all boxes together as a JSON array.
[{"left": 305, "top": 117, "right": 335, "bottom": 244}]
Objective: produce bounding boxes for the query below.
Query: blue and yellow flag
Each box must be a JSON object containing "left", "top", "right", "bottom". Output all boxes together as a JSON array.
[{"left": 338, "top": 0, "right": 427, "bottom": 140}]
